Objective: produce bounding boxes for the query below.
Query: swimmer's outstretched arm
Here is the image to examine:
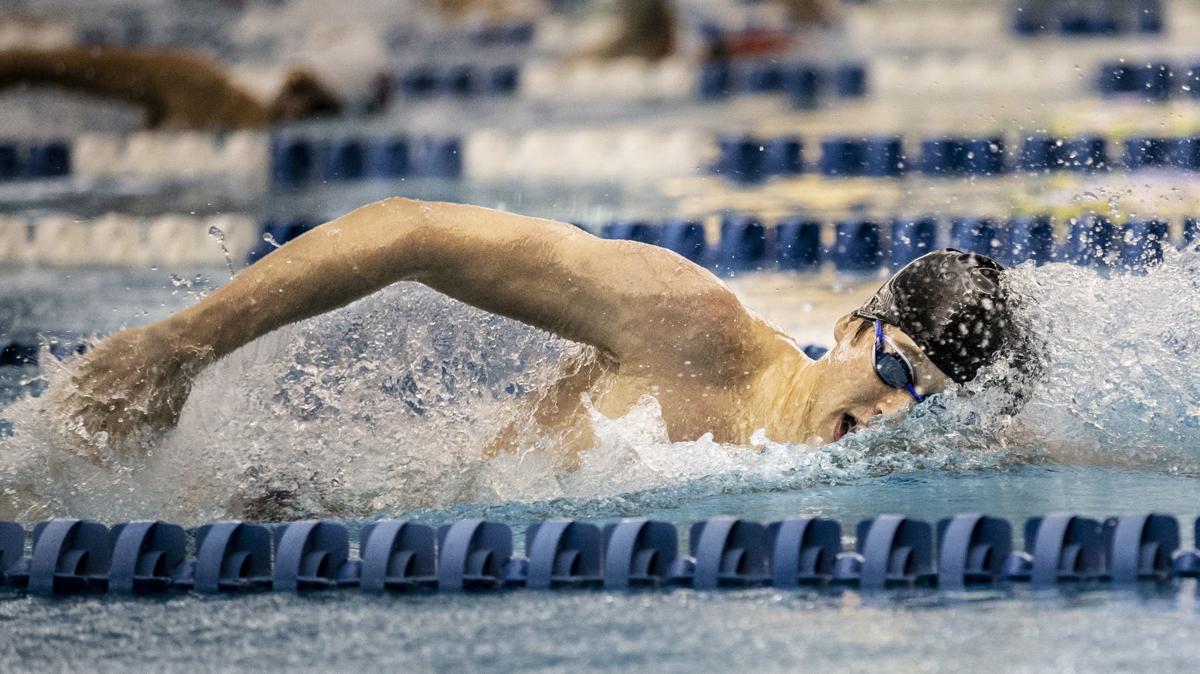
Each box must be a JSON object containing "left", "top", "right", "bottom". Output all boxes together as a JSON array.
[
  {"left": 0, "top": 47, "right": 269, "bottom": 129},
  {"left": 179, "top": 198, "right": 759, "bottom": 368},
  {"left": 63, "top": 198, "right": 768, "bottom": 447}
]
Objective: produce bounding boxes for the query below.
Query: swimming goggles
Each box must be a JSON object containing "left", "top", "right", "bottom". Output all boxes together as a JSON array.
[{"left": 872, "top": 319, "right": 925, "bottom": 403}]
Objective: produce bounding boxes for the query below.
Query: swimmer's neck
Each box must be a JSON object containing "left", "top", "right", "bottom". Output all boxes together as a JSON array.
[{"left": 743, "top": 337, "right": 825, "bottom": 444}]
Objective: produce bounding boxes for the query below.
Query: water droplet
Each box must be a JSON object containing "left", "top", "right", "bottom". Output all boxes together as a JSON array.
[{"left": 209, "top": 226, "right": 235, "bottom": 278}]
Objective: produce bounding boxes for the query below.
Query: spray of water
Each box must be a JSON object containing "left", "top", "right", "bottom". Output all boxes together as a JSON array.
[
  {"left": 207, "top": 225, "right": 236, "bottom": 279},
  {"left": 1, "top": 249, "right": 1198, "bottom": 524}
]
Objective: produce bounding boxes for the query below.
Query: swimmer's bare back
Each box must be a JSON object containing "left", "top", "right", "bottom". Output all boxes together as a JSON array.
[
  {"left": 59, "top": 199, "right": 816, "bottom": 461},
  {"left": 0, "top": 47, "right": 341, "bottom": 129}
]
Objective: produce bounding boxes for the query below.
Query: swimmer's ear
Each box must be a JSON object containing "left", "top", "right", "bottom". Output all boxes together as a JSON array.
[
  {"left": 268, "top": 69, "right": 343, "bottom": 123},
  {"left": 832, "top": 314, "right": 873, "bottom": 356},
  {"left": 833, "top": 313, "right": 860, "bottom": 344}
]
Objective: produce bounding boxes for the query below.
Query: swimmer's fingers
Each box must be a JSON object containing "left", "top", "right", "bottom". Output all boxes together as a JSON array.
[{"left": 58, "top": 324, "right": 207, "bottom": 454}]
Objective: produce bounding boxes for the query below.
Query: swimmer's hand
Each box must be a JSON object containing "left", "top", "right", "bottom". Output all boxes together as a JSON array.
[{"left": 54, "top": 324, "right": 212, "bottom": 460}]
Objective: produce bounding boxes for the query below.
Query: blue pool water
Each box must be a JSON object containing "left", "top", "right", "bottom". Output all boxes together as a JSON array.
[{"left": 2, "top": 254, "right": 1200, "bottom": 671}]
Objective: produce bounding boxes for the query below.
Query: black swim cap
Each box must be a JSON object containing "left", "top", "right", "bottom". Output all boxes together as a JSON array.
[{"left": 853, "top": 249, "right": 1019, "bottom": 385}]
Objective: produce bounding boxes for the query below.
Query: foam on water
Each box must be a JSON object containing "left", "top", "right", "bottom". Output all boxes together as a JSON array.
[{"left": 2, "top": 249, "right": 1199, "bottom": 523}]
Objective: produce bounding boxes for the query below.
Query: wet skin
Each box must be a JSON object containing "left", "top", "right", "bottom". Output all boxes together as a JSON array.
[{"left": 58, "top": 198, "right": 951, "bottom": 464}]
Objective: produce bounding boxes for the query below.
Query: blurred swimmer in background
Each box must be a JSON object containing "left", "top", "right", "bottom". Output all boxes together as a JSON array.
[
  {"left": 0, "top": 46, "right": 342, "bottom": 130},
  {"left": 57, "top": 199, "right": 1037, "bottom": 465},
  {"left": 0, "top": 0, "right": 835, "bottom": 129},
  {"left": 0, "top": 1, "right": 544, "bottom": 129},
  {"left": 584, "top": 0, "right": 836, "bottom": 61}
]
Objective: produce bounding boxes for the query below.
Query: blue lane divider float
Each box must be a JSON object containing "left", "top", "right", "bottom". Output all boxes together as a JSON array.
[
  {"left": 1108, "top": 513, "right": 1179, "bottom": 583},
  {"left": 18, "top": 128, "right": 1200, "bottom": 187},
  {"left": 1020, "top": 514, "right": 1107, "bottom": 587},
  {"left": 657, "top": 220, "right": 706, "bottom": 263},
  {"left": 716, "top": 214, "right": 767, "bottom": 271},
  {"left": 709, "top": 130, "right": 1200, "bottom": 184},
  {"left": 829, "top": 515, "right": 935, "bottom": 588},
  {"left": 394, "top": 64, "right": 521, "bottom": 99},
  {"left": 698, "top": 60, "right": 868, "bottom": 107},
  {"left": 682, "top": 516, "right": 769, "bottom": 589},
  {"left": 1098, "top": 60, "right": 1196, "bottom": 102},
  {"left": 890, "top": 217, "right": 938, "bottom": 268},
  {"left": 766, "top": 517, "right": 840, "bottom": 587},
  {"left": 775, "top": 218, "right": 822, "bottom": 271},
  {"left": 271, "top": 135, "right": 461, "bottom": 185},
  {"left": 108, "top": 520, "right": 187, "bottom": 594},
  {"left": 436, "top": 519, "right": 512, "bottom": 591},
  {"left": 0, "top": 140, "right": 71, "bottom": 181},
  {"left": 358, "top": 520, "right": 437, "bottom": 593},
  {"left": 467, "top": 21, "right": 535, "bottom": 47},
  {"left": 272, "top": 519, "right": 357, "bottom": 591},
  {"left": 1119, "top": 219, "right": 1170, "bottom": 271},
  {"left": 623, "top": 213, "right": 1194, "bottom": 276},
  {"left": 237, "top": 211, "right": 1199, "bottom": 274},
  {"left": 1013, "top": 0, "right": 1163, "bottom": 37},
  {"left": 3, "top": 519, "right": 112, "bottom": 596},
  {"left": 1, "top": 512, "right": 1197, "bottom": 597},
  {"left": 1007, "top": 215, "right": 1055, "bottom": 265},
  {"left": 936, "top": 514, "right": 1012, "bottom": 590},
  {"left": 834, "top": 219, "right": 883, "bottom": 272},
  {"left": 187, "top": 521, "right": 273, "bottom": 593},
  {"left": 601, "top": 518, "right": 677, "bottom": 589},
  {"left": 521, "top": 519, "right": 603, "bottom": 589},
  {"left": 950, "top": 217, "right": 1003, "bottom": 259}
]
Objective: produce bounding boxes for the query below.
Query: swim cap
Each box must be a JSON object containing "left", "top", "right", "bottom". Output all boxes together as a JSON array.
[{"left": 853, "top": 249, "right": 1018, "bottom": 385}]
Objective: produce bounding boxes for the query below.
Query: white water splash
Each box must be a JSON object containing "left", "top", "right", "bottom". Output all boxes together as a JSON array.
[{"left": 2, "top": 249, "right": 1199, "bottom": 523}]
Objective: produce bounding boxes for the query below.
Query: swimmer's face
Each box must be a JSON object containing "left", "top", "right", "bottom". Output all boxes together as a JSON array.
[{"left": 808, "top": 314, "right": 952, "bottom": 444}]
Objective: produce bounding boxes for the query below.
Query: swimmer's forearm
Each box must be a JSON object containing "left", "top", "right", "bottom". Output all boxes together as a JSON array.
[
  {"left": 0, "top": 48, "right": 165, "bottom": 96},
  {"left": 172, "top": 198, "right": 433, "bottom": 359}
]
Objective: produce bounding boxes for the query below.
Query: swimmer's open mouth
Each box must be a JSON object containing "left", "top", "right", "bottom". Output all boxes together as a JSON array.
[{"left": 833, "top": 413, "right": 860, "bottom": 442}]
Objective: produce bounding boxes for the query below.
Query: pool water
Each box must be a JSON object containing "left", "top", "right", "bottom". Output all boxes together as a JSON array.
[{"left": 1, "top": 256, "right": 1200, "bottom": 671}]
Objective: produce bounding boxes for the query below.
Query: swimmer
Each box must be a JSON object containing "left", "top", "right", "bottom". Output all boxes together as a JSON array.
[
  {"left": 0, "top": 47, "right": 342, "bottom": 129},
  {"left": 57, "top": 198, "right": 1031, "bottom": 464},
  {"left": 584, "top": 0, "right": 834, "bottom": 62}
]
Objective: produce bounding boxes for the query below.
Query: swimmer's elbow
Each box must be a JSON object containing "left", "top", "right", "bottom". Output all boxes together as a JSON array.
[
  {"left": 372, "top": 196, "right": 432, "bottom": 229},
  {"left": 353, "top": 196, "right": 436, "bottom": 248}
]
